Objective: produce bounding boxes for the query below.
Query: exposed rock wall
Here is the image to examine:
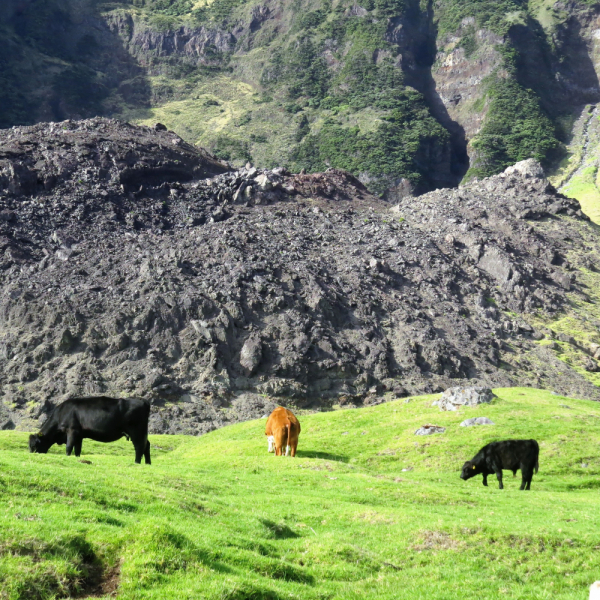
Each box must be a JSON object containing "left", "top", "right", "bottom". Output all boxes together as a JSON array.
[
  {"left": 104, "top": 11, "right": 236, "bottom": 70},
  {"left": 430, "top": 24, "right": 504, "bottom": 140}
]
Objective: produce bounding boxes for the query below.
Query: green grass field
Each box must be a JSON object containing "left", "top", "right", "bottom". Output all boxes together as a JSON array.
[{"left": 1, "top": 388, "right": 600, "bottom": 599}]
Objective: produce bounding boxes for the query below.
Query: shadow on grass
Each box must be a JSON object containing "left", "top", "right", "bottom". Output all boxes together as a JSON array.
[
  {"left": 223, "top": 585, "right": 288, "bottom": 600},
  {"left": 295, "top": 450, "right": 349, "bottom": 462},
  {"left": 260, "top": 519, "right": 300, "bottom": 540}
]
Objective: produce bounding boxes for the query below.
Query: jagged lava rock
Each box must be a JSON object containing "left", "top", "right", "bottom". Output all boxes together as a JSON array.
[{"left": 0, "top": 120, "right": 599, "bottom": 433}]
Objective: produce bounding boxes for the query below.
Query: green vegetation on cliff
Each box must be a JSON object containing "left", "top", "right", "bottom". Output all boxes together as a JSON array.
[
  {"left": 434, "top": 0, "right": 525, "bottom": 37},
  {"left": 2, "top": 388, "right": 600, "bottom": 599},
  {"left": 291, "top": 88, "right": 449, "bottom": 192},
  {"left": 468, "top": 77, "right": 562, "bottom": 179}
]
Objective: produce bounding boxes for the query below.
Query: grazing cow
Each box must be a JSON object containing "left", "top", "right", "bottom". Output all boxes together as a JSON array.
[
  {"left": 265, "top": 407, "right": 300, "bottom": 457},
  {"left": 590, "top": 581, "right": 600, "bottom": 600},
  {"left": 460, "top": 439, "right": 539, "bottom": 490},
  {"left": 29, "top": 396, "right": 151, "bottom": 464}
]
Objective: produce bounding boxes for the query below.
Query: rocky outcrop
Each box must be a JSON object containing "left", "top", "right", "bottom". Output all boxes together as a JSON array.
[
  {"left": 105, "top": 12, "right": 236, "bottom": 69},
  {"left": 437, "top": 387, "right": 495, "bottom": 411},
  {"left": 415, "top": 424, "right": 446, "bottom": 436},
  {"left": 0, "top": 119, "right": 228, "bottom": 198},
  {"left": 0, "top": 120, "right": 598, "bottom": 434}
]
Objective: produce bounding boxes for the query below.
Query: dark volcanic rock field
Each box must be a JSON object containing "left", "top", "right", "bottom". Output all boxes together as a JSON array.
[{"left": 0, "top": 119, "right": 598, "bottom": 433}]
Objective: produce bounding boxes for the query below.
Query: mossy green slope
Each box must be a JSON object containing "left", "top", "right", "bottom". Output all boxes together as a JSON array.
[
  {"left": 1, "top": 387, "right": 600, "bottom": 599},
  {"left": 551, "top": 105, "right": 600, "bottom": 224}
]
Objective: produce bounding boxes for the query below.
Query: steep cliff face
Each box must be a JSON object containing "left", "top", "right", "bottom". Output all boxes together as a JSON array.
[
  {"left": 430, "top": 23, "right": 504, "bottom": 140},
  {"left": 104, "top": 11, "right": 236, "bottom": 69}
]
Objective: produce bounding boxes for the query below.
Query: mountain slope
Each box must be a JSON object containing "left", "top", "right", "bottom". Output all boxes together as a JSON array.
[
  {"left": 4, "top": 0, "right": 600, "bottom": 199},
  {"left": 0, "top": 0, "right": 151, "bottom": 127},
  {"left": 1, "top": 388, "right": 600, "bottom": 599}
]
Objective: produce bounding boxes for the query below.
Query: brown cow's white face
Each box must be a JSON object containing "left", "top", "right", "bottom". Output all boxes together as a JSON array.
[{"left": 267, "top": 436, "right": 275, "bottom": 453}]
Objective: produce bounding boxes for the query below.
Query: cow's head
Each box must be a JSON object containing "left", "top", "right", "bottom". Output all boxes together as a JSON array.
[
  {"left": 267, "top": 435, "right": 275, "bottom": 453},
  {"left": 29, "top": 433, "right": 50, "bottom": 454},
  {"left": 460, "top": 461, "right": 479, "bottom": 480}
]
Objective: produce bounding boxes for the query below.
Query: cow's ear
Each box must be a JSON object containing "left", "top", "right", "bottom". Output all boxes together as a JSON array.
[{"left": 472, "top": 465, "right": 476, "bottom": 470}]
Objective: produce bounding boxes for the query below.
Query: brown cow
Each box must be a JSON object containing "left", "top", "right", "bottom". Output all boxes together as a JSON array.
[{"left": 265, "top": 407, "right": 300, "bottom": 457}]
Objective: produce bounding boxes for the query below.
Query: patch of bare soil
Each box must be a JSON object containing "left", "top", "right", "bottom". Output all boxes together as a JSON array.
[
  {"left": 411, "top": 530, "right": 463, "bottom": 552},
  {"left": 73, "top": 561, "right": 120, "bottom": 599}
]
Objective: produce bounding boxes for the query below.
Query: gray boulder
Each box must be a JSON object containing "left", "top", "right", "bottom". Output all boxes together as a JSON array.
[
  {"left": 460, "top": 417, "right": 495, "bottom": 427},
  {"left": 415, "top": 424, "right": 446, "bottom": 436},
  {"left": 503, "top": 159, "right": 545, "bottom": 180},
  {"left": 438, "top": 386, "right": 495, "bottom": 411},
  {"left": 240, "top": 336, "right": 263, "bottom": 375}
]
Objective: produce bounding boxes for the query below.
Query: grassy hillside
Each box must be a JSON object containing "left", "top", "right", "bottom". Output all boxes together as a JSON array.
[{"left": 1, "top": 388, "right": 600, "bottom": 599}]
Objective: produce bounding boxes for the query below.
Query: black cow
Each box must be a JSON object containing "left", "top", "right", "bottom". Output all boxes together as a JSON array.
[
  {"left": 29, "top": 396, "right": 151, "bottom": 464},
  {"left": 460, "top": 439, "right": 539, "bottom": 490}
]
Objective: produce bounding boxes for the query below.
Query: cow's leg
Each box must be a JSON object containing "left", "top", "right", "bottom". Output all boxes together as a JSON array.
[
  {"left": 495, "top": 470, "right": 504, "bottom": 489},
  {"left": 520, "top": 465, "right": 533, "bottom": 490},
  {"left": 74, "top": 437, "right": 83, "bottom": 457},
  {"left": 274, "top": 429, "right": 286, "bottom": 457},
  {"left": 488, "top": 462, "right": 503, "bottom": 489},
  {"left": 131, "top": 434, "right": 146, "bottom": 464},
  {"left": 482, "top": 473, "right": 488, "bottom": 486},
  {"left": 144, "top": 440, "right": 151, "bottom": 465},
  {"left": 66, "top": 430, "right": 77, "bottom": 456}
]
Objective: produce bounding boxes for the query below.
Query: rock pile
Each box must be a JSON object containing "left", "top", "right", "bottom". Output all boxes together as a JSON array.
[{"left": 0, "top": 120, "right": 599, "bottom": 433}]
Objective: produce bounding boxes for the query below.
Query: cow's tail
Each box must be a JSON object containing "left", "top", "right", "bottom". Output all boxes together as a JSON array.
[
  {"left": 535, "top": 459, "right": 539, "bottom": 474},
  {"left": 285, "top": 422, "right": 291, "bottom": 457}
]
